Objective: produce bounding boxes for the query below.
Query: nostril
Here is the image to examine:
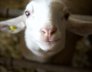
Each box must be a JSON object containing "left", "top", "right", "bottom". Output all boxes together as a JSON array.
[
  {"left": 41, "top": 28, "right": 47, "bottom": 34},
  {"left": 50, "top": 27, "right": 57, "bottom": 35}
]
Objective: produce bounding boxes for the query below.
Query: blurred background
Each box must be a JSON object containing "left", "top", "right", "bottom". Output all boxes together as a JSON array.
[{"left": 0, "top": 0, "right": 92, "bottom": 72}]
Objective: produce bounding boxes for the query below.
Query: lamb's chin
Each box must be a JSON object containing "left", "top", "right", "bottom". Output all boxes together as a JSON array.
[{"left": 38, "top": 39, "right": 61, "bottom": 51}]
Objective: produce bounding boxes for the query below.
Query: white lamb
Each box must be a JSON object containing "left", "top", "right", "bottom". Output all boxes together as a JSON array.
[{"left": 0, "top": 0, "right": 92, "bottom": 63}]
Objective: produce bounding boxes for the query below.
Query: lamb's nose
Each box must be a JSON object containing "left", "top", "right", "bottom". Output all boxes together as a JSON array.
[{"left": 41, "top": 26, "right": 57, "bottom": 36}]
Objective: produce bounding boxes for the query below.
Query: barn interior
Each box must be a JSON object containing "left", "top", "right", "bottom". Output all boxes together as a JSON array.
[{"left": 0, "top": 0, "right": 92, "bottom": 72}]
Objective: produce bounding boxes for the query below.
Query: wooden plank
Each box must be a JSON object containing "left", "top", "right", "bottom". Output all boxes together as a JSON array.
[
  {"left": 0, "top": 56, "right": 92, "bottom": 72},
  {"left": 13, "top": 59, "right": 92, "bottom": 72},
  {"left": 0, "top": 8, "right": 23, "bottom": 17}
]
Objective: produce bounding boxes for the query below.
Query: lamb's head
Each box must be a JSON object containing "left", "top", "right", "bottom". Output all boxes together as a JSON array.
[
  {"left": 0, "top": 0, "right": 69, "bottom": 55},
  {"left": 24, "top": 0, "right": 69, "bottom": 52}
]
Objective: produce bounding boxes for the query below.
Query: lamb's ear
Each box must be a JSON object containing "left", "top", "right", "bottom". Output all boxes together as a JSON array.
[
  {"left": 0, "top": 15, "right": 26, "bottom": 33},
  {"left": 67, "top": 14, "right": 92, "bottom": 36}
]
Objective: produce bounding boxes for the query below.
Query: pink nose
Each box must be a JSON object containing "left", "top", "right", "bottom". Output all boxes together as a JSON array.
[{"left": 41, "top": 26, "right": 57, "bottom": 36}]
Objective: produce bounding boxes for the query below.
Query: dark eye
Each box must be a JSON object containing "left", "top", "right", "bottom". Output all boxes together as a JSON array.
[
  {"left": 64, "top": 13, "right": 69, "bottom": 20},
  {"left": 25, "top": 11, "right": 30, "bottom": 17}
]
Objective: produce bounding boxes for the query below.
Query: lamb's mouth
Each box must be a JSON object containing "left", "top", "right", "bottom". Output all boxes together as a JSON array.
[
  {"left": 43, "top": 39, "right": 61, "bottom": 51},
  {"left": 45, "top": 39, "right": 61, "bottom": 45},
  {"left": 37, "top": 39, "right": 61, "bottom": 52},
  {"left": 45, "top": 39, "right": 61, "bottom": 43}
]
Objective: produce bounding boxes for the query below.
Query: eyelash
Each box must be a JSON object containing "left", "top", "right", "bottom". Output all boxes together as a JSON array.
[{"left": 25, "top": 11, "right": 30, "bottom": 17}]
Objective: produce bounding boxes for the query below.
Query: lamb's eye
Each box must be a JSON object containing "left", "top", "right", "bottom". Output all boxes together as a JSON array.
[
  {"left": 25, "top": 11, "right": 30, "bottom": 17},
  {"left": 64, "top": 13, "right": 69, "bottom": 20}
]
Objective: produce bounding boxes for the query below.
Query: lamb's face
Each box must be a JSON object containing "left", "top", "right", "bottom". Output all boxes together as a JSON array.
[{"left": 24, "top": 0, "right": 67, "bottom": 51}]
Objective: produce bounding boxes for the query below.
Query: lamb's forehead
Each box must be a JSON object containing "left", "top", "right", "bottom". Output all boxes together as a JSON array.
[{"left": 26, "top": 0, "right": 66, "bottom": 12}]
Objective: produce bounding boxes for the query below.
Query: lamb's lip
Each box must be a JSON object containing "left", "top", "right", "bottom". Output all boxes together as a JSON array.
[{"left": 45, "top": 39, "right": 61, "bottom": 43}]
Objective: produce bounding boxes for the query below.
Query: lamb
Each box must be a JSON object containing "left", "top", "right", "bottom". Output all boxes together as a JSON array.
[{"left": 0, "top": 0, "right": 92, "bottom": 64}]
